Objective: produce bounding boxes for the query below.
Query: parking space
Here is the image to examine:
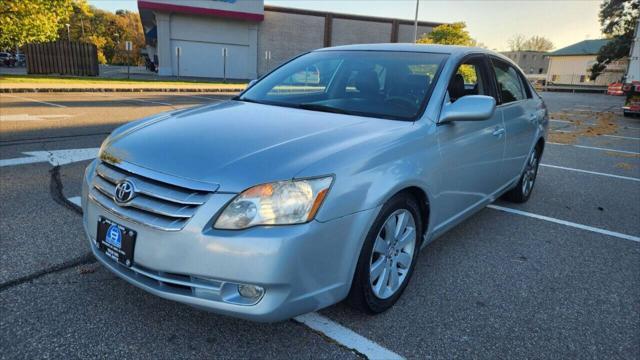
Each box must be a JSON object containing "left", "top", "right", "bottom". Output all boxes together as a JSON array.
[{"left": 1, "top": 91, "right": 638, "bottom": 358}]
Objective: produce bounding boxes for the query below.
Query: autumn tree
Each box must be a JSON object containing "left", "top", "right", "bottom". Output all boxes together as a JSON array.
[
  {"left": 417, "top": 22, "right": 480, "bottom": 82},
  {"left": 590, "top": 0, "right": 639, "bottom": 80},
  {"left": 417, "top": 22, "right": 474, "bottom": 46},
  {"left": 0, "top": 0, "right": 73, "bottom": 49},
  {"left": 58, "top": 1, "right": 146, "bottom": 65}
]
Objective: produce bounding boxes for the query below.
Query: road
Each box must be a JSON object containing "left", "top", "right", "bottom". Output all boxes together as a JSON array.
[{"left": 1, "top": 91, "right": 638, "bottom": 359}]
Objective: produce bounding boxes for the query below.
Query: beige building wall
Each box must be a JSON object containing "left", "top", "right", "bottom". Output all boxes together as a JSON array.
[
  {"left": 546, "top": 55, "right": 626, "bottom": 86},
  {"left": 331, "top": 19, "right": 392, "bottom": 46},
  {"left": 397, "top": 24, "right": 434, "bottom": 43},
  {"left": 258, "top": 11, "right": 325, "bottom": 75}
]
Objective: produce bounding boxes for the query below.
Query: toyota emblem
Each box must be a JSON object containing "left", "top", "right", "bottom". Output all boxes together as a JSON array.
[{"left": 114, "top": 179, "right": 136, "bottom": 204}]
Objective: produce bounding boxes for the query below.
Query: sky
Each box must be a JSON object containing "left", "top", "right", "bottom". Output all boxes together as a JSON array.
[{"left": 88, "top": 0, "right": 603, "bottom": 51}]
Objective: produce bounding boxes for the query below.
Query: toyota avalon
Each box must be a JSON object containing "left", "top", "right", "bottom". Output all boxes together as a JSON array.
[{"left": 82, "top": 44, "right": 548, "bottom": 322}]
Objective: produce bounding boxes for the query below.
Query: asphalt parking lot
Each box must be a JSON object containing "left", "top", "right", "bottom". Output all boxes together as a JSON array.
[{"left": 1, "top": 91, "right": 638, "bottom": 359}]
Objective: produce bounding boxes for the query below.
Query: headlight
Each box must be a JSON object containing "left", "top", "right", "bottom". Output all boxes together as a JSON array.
[{"left": 214, "top": 177, "right": 333, "bottom": 230}]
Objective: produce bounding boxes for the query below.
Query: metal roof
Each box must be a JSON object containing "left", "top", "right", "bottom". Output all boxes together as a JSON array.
[{"left": 548, "top": 39, "right": 609, "bottom": 56}]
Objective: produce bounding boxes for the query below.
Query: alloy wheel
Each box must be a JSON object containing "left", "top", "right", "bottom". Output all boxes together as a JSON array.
[
  {"left": 369, "top": 209, "right": 417, "bottom": 299},
  {"left": 522, "top": 150, "right": 539, "bottom": 196}
]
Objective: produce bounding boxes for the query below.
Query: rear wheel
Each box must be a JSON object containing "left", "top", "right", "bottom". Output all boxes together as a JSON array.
[
  {"left": 347, "top": 193, "right": 422, "bottom": 314},
  {"left": 504, "top": 147, "right": 540, "bottom": 203}
]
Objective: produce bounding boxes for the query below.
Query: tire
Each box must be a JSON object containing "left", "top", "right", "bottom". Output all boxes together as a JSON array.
[
  {"left": 347, "top": 193, "right": 423, "bottom": 314},
  {"left": 503, "top": 146, "right": 541, "bottom": 203}
]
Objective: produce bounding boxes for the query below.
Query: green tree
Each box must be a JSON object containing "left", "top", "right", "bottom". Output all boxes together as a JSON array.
[
  {"left": 60, "top": 3, "right": 146, "bottom": 65},
  {"left": 417, "top": 22, "right": 479, "bottom": 82},
  {"left": 0, "top": 0, "right": 73, "bottom": 49},
  {"left": 590, "top": 0, "right": 639, "bottom": 80},
  {"left": 417, "top": 22, "right": 474, "bottom": 46}
]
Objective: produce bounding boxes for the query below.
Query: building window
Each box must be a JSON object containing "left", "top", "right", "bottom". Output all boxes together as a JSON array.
[
  {"left": 552, "top": 74, "right": 558, "bottom": 81},
  {"left": 579, "top": 75, "right": 586, "bottom": 83},
  {"left": 538, "top": 68, "right": 543, "bottom": 74},
  {"left": 522, "top": 54, "right": 527, "bottom": 59}
]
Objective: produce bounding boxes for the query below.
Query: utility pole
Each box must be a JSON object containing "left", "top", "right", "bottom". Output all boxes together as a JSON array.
[
  {"left": 413, "top": 0, "right": 420, "bottom": 43},
  {"left": 65, "top": 24, "right": 71, "bottom": 42}
]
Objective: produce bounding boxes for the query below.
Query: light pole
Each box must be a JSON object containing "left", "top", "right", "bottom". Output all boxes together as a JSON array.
[
  {"left": 413, "top": 0, "right": 420, "bottom": 43},
  {"left": 65, "top": 23, "right": 71, "bottom": 42}
]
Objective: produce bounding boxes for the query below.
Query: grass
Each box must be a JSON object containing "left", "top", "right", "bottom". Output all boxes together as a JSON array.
[{"left": 0, "top": 74, "right": 247, "bottom": 87}]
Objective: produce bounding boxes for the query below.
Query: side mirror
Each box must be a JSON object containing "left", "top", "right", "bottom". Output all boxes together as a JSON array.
[
  {"left": 439, "top": 95, "right": 496, "bottom": 123},
  {"left": 248, "top": 79, "right": 258, "bottom": 88}
]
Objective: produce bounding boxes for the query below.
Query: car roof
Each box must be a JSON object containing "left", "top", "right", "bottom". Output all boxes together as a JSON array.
[
  {"left": 316, "top": 43, "right": 494, "bottom": 56},
  {"left": 315, "top": 43, "right": 516, "bottom": 69}
]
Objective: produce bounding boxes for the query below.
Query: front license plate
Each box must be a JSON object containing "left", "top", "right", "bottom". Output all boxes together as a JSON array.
[{"left": 97, "top": 216, "right": 136, "bottom": 267}]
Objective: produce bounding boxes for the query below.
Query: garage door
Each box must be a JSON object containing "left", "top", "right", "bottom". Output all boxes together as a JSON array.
[{"left": 171, "top": 40, "right": 250, "bottom": 79}]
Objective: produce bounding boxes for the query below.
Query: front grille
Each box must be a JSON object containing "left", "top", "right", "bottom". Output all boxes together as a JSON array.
[{"left": 89, "top": 162, "right": 211, "bottom": 231}]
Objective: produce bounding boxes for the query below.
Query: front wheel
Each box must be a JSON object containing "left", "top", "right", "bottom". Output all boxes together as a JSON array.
[
  {"left": 347, "top": 193, "right": 422, "bottom": 314},
  {"left": 504, "top": 147, "right": 540, "bottom": 203}
]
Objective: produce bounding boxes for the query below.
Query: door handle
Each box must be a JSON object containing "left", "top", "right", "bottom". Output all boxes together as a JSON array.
[
  {"left": 492, "top": 127, "right": 505, "bottom": 137},
  {"left": 528, "top": 113, "right": 537, "bottom": 122}
]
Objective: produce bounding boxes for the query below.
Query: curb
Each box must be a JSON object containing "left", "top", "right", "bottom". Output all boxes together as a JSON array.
[{"left": 0, "top": 87, "right": 245, "bottom": 93}]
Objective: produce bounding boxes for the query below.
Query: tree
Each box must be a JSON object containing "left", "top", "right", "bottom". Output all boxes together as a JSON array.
[
  {"left": 507, "top": 34, "right": 553, "bottom": 52},
  {"left": 590, "top": 0, "right": 639, "bottom": 80},
  {"left": 417, "top": 22, "right": 474, "bottom": 46},
  {"left": 0, "top": 0, "right": 73, "bottom": 49},
  {"left": 522, "top": 36, "right": 554, "bottom": 52},
  {"left": 58, "top": 2, "right": 146, "bottom": 65},
  {"left": 507, "top": 34, "right": 527, "bottom": 51}
]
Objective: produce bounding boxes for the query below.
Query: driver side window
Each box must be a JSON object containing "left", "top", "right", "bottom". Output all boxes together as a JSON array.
[{"left": 448, "top": 58, "right": 489, "bottom": 103}]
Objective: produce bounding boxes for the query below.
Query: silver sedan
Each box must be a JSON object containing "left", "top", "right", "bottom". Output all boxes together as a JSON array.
[{"left": 82, "top": 44, "right": 548, "bottom": 322}]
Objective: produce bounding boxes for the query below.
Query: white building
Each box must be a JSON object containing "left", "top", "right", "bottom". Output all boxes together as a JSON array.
[
  {"left": 138, "top": 0, "right": 441, "bottom": 79},
  {"left": 546, "top": 39, "right": 628, "bottom": 86}
]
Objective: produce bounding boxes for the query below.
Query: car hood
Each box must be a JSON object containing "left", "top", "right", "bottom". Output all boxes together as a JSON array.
[{"left": 101, "top": 101, "right": 409, "bottom": 192}]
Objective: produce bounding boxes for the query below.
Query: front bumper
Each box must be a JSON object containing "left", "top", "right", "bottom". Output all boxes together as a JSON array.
[{"left": 82, "top": 160, "right": 378, "bottom": 322}]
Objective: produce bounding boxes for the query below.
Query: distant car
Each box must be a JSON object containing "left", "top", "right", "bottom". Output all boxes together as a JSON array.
[
  {"left": 0, "top": 52, "right": 15, "bottom": 67},
  {"left": 84, "top": 44, "right": 548, "bottom": 322},
  {"left": 15, "top": 54, "right": 26, "bottom": 67}
]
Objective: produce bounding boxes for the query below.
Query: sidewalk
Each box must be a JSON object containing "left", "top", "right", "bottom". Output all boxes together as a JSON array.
[
  {"left": 0, "top": 73, "right": 247, "bottom": 93},
  {"left": 0, "top": 82, "right": 246, "bottom": 93}
]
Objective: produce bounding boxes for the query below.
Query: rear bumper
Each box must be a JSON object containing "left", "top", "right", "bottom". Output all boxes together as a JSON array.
[{"left": 82, "top": 161, "right": 379, "bottom": 322}]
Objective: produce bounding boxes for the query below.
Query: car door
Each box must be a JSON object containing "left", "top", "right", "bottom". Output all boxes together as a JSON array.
[
  {"left": 489, "top": 58, "right": 538, "bottom": 181},
  {"left": 434, "top": 55, "right": 506, "bottom": 229}
]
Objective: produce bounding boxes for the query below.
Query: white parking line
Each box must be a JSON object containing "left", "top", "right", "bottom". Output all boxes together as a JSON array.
[
  {"left": 2, "top": 94, "right": 67, "bottom": 108},
  {"left": 547, "top": 142, "right": 640, "bottom": 155},
  {"left": 176, "top": 94, "right": 224, "bottom": 101},
  {"left": 540, "top": 164, "right": 640, "bottom": 182},
  {"left": 67, "top": 196, "right": 81, "bottom": 206},
  {"left": 89, "top": 93, "right": 174, "bottom": 106},
  {"left": 601, "top": 134, "right": 640, "bottom": 141},
  {"left": 294, "top": 312, "right": 403, "bottom": 360},
  {"left": 487, "top": 205, "right": 640, "bottom": 242},
  {"left": 0, "top": 114, "right": 73, "bottom": 122},
  {"left": 550, "top": 119, "right": 571, "bottom": 123}
]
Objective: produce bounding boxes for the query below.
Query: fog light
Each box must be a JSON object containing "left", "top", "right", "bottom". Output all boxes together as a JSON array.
[{"left": 238, "top": 284, "right": 264, "bottom": 299}]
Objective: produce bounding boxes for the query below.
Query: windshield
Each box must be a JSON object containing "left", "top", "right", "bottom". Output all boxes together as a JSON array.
[{"left": 238, "top": 50, "right": 448, "bottom": 120}]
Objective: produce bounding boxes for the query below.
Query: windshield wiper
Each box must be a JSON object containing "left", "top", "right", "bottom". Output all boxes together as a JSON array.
[{"left": 297, "top": 103, "right": 352, "bottom": 115}]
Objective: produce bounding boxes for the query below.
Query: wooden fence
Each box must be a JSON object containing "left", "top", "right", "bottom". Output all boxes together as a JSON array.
[{"left": 25, "top": 41, "right": 99, "bottom": 76}]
